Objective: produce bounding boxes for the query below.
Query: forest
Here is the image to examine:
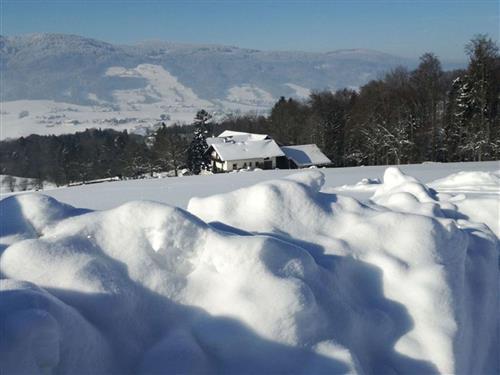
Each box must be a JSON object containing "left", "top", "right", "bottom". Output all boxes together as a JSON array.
[{"left": 1, "top": 35, "right": 498, "bottom": 186}]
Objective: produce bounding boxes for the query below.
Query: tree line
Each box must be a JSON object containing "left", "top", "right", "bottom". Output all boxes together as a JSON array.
[
  {"left": 217, "top": 35, "right": 499, "bottom": 166},
  {"left": 1, "top": 35, "right": 498, "bottom": 184},
  {"left": 0, "top": 127, "right": 189, "bottom": 186}
]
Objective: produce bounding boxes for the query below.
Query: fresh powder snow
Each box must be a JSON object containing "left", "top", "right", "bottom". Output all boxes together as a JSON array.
[{"left": 0, "top": 162, "right": 498, "bottom": 374}]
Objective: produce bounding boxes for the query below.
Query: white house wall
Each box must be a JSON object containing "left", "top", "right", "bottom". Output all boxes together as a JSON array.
[{"left": 222, "top": 157, "right": 277, "bottom": 172}]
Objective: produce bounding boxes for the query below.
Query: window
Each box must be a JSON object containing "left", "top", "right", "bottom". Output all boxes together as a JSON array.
[
  {"left": 249, "top": 162, "right": 252, "bottom": 167},
  {"left": 232, "top": 163, "right": 237, "bottom": 169},
  {"left": 243, "top": 162, "right": 247, "bottom": 168}
]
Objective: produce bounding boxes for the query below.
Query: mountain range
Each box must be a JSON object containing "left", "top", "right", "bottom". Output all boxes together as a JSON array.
[{"left": 0, "top": 33, "right": 463, "bottom": 139}]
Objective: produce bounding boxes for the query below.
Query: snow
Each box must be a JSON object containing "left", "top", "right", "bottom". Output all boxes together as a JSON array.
[
  {"left": 285, "top": 83, "right": 311, "bottom": 99},
  {"left": 2, "top": 161, "right": 493, "bottom": 211},
  {"left": 0, "top": 279, "right": 115, "bottom": 374},
  {"left": 207, "top": 131, "right": 271, "bottom": 147},
  {"left": 217, "top": 130, "right": 270, "bottom": 141},
  {"left": 0, "top": 99, "right": 198, "bottom": 140},
  {"left": 1, "top": 67, "right": 275, "bottom": 140},
  {"left": 429, "top": 169, "right": 500, "bottom": 193},
  {"left": 209, "top": 139, "right": 284, "bottom": 161},
  {"left": 105, "top": 64, "right": 212, "bottom": 109},
  {"left": 281, "top": 144, "right": 332, "bottom": 166},
  {"left": 225, "top": 84, "right": 275, "bottom": 107},
  {"left": 0, "top": 161, "right": 498, "bottom": 374}
]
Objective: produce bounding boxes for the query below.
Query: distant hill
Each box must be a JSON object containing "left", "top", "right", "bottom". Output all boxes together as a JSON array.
[{"left": 0, "top": 33, "right": 463, "bottom": 139}]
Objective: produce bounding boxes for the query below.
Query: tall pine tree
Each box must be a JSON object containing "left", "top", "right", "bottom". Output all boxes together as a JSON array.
[{"left": 187, "top": 110, "right": 211, "bottom": 174}]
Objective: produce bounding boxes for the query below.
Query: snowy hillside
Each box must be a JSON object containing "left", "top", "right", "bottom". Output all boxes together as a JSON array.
[
  {"left": 0, "top": 162, "right": 498, "bottom": 374},
  {"left": 0, "top": 33, "right": 422, "bottom": 138}
]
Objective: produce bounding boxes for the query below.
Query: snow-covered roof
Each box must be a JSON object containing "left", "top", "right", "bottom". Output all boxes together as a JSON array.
[
  {"left": 210, "top": 139, "right": 284, "bottom": 161},
  {"left": 281, "top": 144, "right": 332, "bottom": 167},
  {"left": 206, "top": 137, "right": 225, "bottom": 146},
  {"left": 217, "top": 130, "right": 270, "bottom": 141}
]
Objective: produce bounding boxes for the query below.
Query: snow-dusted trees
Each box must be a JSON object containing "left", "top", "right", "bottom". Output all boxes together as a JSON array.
[
  {"left": 444, "top": 35, "right": 499, "bottom": 161},
  {"left": 358, "top": 117, "right": 415, "bottom": 165},
  {"left": 0, "top": 129, "right": 154, "bottom": 184},
  {"left": 187, "top": 110, "right": 212, "bottom": 175},
  {"left": 269, "top": 97, "right": 309, "bottom": 145},
  {"left": 204, "top": 36, "right": 497, "bottom": 166},
  {"left": 343, "top": 36, "right": 498, "bottom": 165},
  {"left": 307, "top": 90, "right": 355, "bottom": 167},
  {"left": 411, "top": 53, "right": 446, "bottom": 160},
  {"left": 345, "top": 68, "right": 417, "bottom": 165},
  {"left": 2, "top": 175, "right": 16, "bottom": 192},
  {"left": 152, "top": 123, "right": 187, "bottom": 176}
]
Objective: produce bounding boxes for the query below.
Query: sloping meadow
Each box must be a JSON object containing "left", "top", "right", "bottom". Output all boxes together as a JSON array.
[{"left": 0, "top": 169, "right": 498, "bottom": 374}]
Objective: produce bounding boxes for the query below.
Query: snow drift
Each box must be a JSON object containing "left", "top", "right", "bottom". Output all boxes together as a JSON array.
[{"left": 1, "top": 169, "right": 498, "bottom": 374}]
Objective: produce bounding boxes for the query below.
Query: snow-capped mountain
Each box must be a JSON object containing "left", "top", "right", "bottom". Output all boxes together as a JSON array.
[{"left": 1, "top": 33, "right": 419, "bottom": 138}]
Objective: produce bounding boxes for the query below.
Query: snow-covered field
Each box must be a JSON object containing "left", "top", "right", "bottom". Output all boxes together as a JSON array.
[
  {"left": 7, "top": 161, "right": 496, "bottom": 211},
  {"left": 0, "top": 161, "right": 498, "bottom": 374}
]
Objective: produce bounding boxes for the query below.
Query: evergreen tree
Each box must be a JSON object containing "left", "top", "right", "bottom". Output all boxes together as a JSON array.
[
  {"left": 152, "top": 123, "right": 170, "bottom": 172},
  {"left": 187, "top": 110, "right": 211, "bottom": 174}
]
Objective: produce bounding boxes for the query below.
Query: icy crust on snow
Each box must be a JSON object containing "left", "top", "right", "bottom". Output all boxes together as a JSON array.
[{"left": 1, "top": 169, "right": 499, "bottom": 374}]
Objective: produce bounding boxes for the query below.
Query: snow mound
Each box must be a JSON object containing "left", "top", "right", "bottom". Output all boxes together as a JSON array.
[
  {"left": 370, "top": 167, "right": 448, "bottom": 217},
  {"left": 372, "top": 167, "right": 438, "bottom": 202},
  {"left": 1, "top": 195, "right": 355, "bottom": 374},
  {"left": 1, "top": 170, "right": 498, "bottom": 374},
  {"left": 332, "top": 177, "right": 381, "bottom": 193},
  {"left": 0, "top": 194, "right": 88, "bottom": 254},
  {"left": 371, "top": 167, "right": 499, "bottom": 236},
  {"left": 189, "top": 170, "right": 498, "bottom": 374},
  {"left": 429, "top": 170, "right": 500, "bottom": 192},
  {"left": 0, "top": 279, "right": 115, "bottom": 374}
]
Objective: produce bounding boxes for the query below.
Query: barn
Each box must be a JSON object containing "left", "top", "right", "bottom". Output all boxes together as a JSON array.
[{"left": 279, "top": 144, "right": 332, "bottom": 168}]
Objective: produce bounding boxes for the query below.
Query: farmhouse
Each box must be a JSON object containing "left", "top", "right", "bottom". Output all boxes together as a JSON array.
[
  {"left": 207, "top": 138, "right": 284, "bottom": 172},
  {"left": 206, "top": 131, "right": 330, "bottom": 172}
]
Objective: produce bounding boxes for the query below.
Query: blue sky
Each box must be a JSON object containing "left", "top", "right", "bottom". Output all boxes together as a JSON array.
[{"left": 2, "top": 0, "right": 498, "bottom": 61}]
